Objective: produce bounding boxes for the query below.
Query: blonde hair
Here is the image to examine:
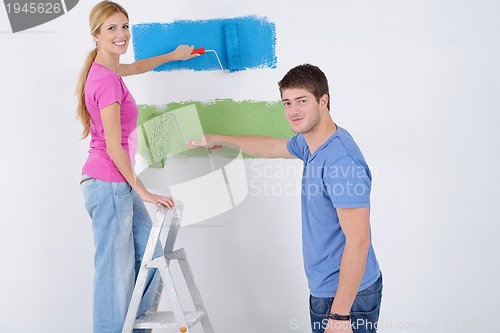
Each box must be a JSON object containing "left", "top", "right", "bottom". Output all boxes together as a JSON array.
[{"left": 75, "top": 1, "right": 129, "bottom": 138}]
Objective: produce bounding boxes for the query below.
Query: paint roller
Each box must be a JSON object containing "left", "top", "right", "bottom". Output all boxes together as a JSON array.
[
  {"left": 191, "top": 23, "right": 242, "bottom": 72},
  {"left": 192, "top": 48, "right": 224, "bottom": 71},
  {"left": 224, "top": 23, "right": 242, "bottom": 72},
  {"left": 165, "top": 107, "right": 222, "bottom": 150}
]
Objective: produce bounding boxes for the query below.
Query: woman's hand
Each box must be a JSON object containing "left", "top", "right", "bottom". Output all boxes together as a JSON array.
[
  {"left": 172, "top": 44, "right": 198, "bottom": 61},
  {"left": 139, "top": 190, "right": 175, "bottom": 210}
]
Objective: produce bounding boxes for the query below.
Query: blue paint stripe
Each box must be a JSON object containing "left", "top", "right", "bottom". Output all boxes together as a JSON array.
[{"left": 132, "top": 16, "right": 277, "bottom": 72}]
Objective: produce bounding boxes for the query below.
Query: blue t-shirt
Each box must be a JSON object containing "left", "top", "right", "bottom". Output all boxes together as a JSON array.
[{"left": 287, "top": 127, "right": 380, "bottom": 297}]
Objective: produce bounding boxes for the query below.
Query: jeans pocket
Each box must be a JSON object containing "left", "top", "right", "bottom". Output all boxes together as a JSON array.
[
  {"left": 112, "top": 182, "right": 132, "bottom": 198},
  {"left": 351, "top": 283, "right": 382, "bottom": 314},
  {"left": 309, "top": 296, "right": 336, "bottom": 333},
  {"left": 80, "top": 175, "right": 96, "bottom": 187},
  {"left": 80, "top": 176, "right": 98, "bottom": 217},
  {"left": 309, "top": 295, "right": 334, "bottom": 317},
  {"left": 350, "top": 286, "right": 382, "bottom": 333},
  {"left": 350, "top": 303, "right": 381, "bottom": 333},
  {"left": 351, "top": 301, "right": 380, "bottom": 316}
]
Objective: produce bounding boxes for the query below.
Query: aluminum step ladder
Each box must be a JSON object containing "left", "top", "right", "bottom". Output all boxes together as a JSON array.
[{"left": 122, "top": 201, "right": 214, "bottom": 333}]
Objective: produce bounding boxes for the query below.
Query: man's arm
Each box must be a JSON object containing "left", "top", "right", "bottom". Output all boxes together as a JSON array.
[
  {"left": 330, "top": 207, "right": 371, "bottom": 316},
  {"left": 195, "top": 134, "right": 296, "bottom": 159}
]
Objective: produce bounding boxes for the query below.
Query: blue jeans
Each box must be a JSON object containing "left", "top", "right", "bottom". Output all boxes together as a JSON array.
[
  {"left": 81, "top": 175, "right": 162, "bottom": 333},
  {"left": 310, "top": 273, "right": 383, "bottom": 333}
]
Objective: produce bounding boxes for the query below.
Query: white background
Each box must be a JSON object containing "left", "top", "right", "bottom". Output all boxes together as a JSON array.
[{"left": 1, "top": 0, "right": 499, "bottom": 332}]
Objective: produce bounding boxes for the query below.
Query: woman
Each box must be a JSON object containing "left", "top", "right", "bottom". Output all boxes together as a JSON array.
[{"left": 76, "top": 1, "right": 197, "bottom": 331}]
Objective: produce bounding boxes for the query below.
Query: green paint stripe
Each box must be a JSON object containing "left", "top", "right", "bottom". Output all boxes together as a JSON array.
[{"left": 137, "top": 100, "right": 294, "bottom": 167}]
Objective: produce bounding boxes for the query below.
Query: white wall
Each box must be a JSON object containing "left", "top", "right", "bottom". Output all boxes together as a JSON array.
[{"left": 1, "top": 0, "right": 499, "bottom": 332}]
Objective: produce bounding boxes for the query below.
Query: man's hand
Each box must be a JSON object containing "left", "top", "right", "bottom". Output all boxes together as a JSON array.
[{"left": 189, "top": 134, "right": 222, "bottom": 152}]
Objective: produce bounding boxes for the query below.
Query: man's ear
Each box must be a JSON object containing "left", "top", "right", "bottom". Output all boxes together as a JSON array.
[{"left": 320, "top": 93, "right": 329, "bottom": 109}]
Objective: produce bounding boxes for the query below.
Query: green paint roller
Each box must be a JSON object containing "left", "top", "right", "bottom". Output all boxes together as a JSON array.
[
  {"left": 140, "top": 104, "right": 205, "bottom": 166},
  {"left": 191, "top": 23, "right": 242, "bottom": 72}
]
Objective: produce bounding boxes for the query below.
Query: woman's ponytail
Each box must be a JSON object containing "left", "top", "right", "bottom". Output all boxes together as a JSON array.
[{"left": 75, "top": 48, "right": 97, "bottom": 139}]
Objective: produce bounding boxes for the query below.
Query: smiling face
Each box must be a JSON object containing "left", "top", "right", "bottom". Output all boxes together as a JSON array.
[
  {"left": 94, "top": 12, "right": 130, "bottom": 58},
  {"left": 282, "top": 88, "right": 329, "bottom": 134}
]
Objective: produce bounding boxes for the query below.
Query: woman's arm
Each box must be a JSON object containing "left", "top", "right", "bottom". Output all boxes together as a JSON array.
[
  {"left": 119, "top": 44, "right": 197, "bottom": 77},
  {"left": 100, "top": 102, "right": 174, "bottom": 209}
]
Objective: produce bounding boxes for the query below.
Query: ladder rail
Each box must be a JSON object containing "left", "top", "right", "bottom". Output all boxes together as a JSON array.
[
  {"left": 122, "top": 207, "right": 171, "bottom": 332},
  {"left": 177, "top": 249, "right": 215, "bottom": 333},
  {"left": 147, "top": 204, "right": 182, "bottom": 315},
  {"left": 122, "top": 201, "right": 214, "bottom": 333}
]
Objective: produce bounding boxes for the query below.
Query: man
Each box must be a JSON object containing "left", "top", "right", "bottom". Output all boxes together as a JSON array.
[{"left": 194, "top": 64, "right": 382, "bottom": 333}]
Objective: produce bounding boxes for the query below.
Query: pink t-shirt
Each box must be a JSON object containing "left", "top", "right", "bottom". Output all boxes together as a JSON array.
[{"left": 82, "top": 62, "right": 138, "bottom": 182}]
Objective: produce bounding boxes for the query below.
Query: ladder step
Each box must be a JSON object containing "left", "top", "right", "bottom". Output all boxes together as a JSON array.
[{"left": 134, "top": 311, "right": 206, "bottom": 329}]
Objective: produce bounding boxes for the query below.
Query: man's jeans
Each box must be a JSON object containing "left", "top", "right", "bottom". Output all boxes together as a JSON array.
[
  {"left": 81, "top": 175, "right": 161, "bottom": 333},
  {"left": 310, "top": 273, "right": 383, "bottom": 333}
]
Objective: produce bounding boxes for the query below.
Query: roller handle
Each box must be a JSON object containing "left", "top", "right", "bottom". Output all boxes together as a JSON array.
[{"left": 191, "top": 47, "right": 205, "bottom": 55}]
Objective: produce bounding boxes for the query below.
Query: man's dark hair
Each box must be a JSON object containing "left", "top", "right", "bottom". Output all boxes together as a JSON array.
[{"left": 278, "top": 64, "right": 330, "bottom": 110}]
